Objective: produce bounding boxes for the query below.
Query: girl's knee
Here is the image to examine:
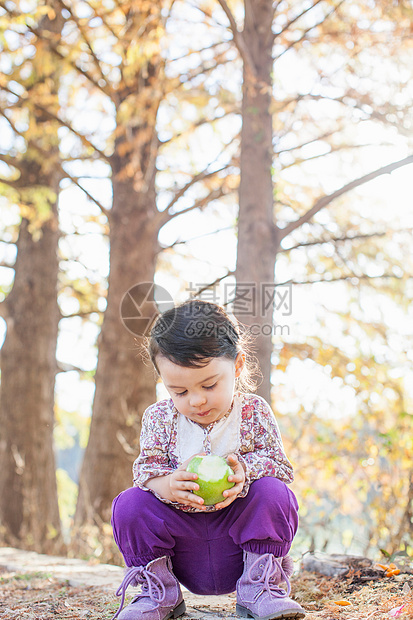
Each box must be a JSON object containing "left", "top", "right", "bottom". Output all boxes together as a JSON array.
[
  {"left": 111, "top": 487, "right": 155, "bottom": 527},
  {"left": 249, "top": 475, "right": 289, "bottom": 494},
  {"left": 249, "top": 477, "right": 299, "bottom": 512},
  {"left": 250, "top": 477, "right": 299, "bottom": 539}
]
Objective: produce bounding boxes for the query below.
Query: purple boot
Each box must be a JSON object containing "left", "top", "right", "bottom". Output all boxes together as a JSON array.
[
  {"left": 112, "top": 556, "right": 186, "bottom": 620},
  {"left": 236, "top": 552, "right": 305, "bottom": 620}
]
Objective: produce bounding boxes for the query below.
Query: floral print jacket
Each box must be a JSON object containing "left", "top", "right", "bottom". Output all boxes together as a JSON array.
[{"left": 133, "top": 392, "right": 294, "bottom": 512}]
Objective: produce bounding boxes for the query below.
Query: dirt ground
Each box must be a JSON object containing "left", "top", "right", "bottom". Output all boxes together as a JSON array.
[{"left": 1, "top": 561, "right": 412, "bottom": 620}]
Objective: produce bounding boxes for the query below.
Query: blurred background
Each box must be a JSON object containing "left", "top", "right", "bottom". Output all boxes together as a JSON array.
[{"left": 0, "top": 0, "right": 412, "bottom": 566}]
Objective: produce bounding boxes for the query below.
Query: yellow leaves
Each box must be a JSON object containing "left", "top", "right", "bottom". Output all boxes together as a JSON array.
[
  {"left": 35, "top": 5, "right": 57, "bottom": 21},
  {"left": 334, "top": 600, "right": 352, "bottom": 606},
  {"left": 222, "top": 172, "right": 239, "bottom": 192},
  {"left": 376, "top": 563, "right": 401, "bottom": 577},
  {"left": 118, "top": 161, "right": 136, "bottom": 181},
  {"left": 116, "top": 140, "right": 134, "bottom": 158},
  {"left": 125, "top": 40, "right": 161, "bottom": 73},
  {"left": 13, "top": 186, "right": 58, "bottom": 239},
  {"left": 117, "top": 90, "right": 159, "bottom": 126},
  {"left": 32, "top": 49, "right": 61, "bottom": 82}
]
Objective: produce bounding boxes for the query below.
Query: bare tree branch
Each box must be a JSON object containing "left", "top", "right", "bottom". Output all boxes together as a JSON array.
[
  {"left": 55, "top": 0, "right": 108, "bottom": 87},
  {"left": 60, "top": 229, "right": 109, "bottom": 239},
  {"left": 186, "top": 2, "right": 228, "bottom": 29},
  {"left": 280, "top": 230, "right": 390, "bottom": 252},
  {"left": 273, "top": 0, "right": 285, "bottom": 13},
  {"left": 0, "top": 153, "right": 23, "bottom": 173},
  {"left": 34, "top": 103, "right": 110, "bottom": 162},
  {"left": 165, "top": 53, "right": 233, "bottom": 95},
  {"left": 161, "top": 224, "right": 235, "bottom": 249},
  {"left": 186, "top": 270, "right": 235, "bottom": 299},
  {"left": 160, "top": 112, "right": 237, "bottom": 147},
  {"left": 290, "top": 91, "right": 412, "bottom": 138},
  {"left": 275, "top": 130, "right": 336, "bottom": 154},
  {"left": 63, "top": 173, "right": 110, "bottom": 218},
  {"left": 0, "top": 237, "right": 17, "bottom": 245},
  {"left": 275, "top": 0, "right": 324, "bottom": 38},
  {"left": 168, "top": 41, "right": 230, "bottom": 64},
  {"left": 1, "top": 83, "right": 109, "bottom": 161},
  {"left": 59, "top": 311, "right": 101, "bottom": 320},
  {"left": 333, "top": 241, "right": 365, "bottom": 280},
  {"left": 280, "top": 143, "right": 373, "bottom": 171},
  {"left": 0, "top": 107, "right": 25, "bottom": 141},
  {"left": 0, "top": 2, "right": 111, "bottom": 98},
  {"left": 274, "top": 0, "right": 346, "bottom": 61},
  {"left": 56, "top": 360, "right": 95, "bottom": 375},
  {"left": 216, "top": 0, "right": 258, "bottom": 80},
  {"left": 163, "top": 163, "right": 230, "bottom": 215},
  {"left": 162, "top": 131, "right": 239, "bottom": 217},
  {"left": 0, "top": 81, "right": 27, "bottom": 105},
  {"left": 277, "top": 272, "right": 412, "bottom": 287},
  {"left": 166, "top": 190, "right": 220, "bottom": 224},
  {"left": 161, "top": 186, "right": 230, "bottom": 226},
  {"left": 83, "top": 0, "right": 118, "bottom": 40},
  {"left": 279, "top": 154, "right": 413, "bottom": 241},
  {"left": 71, "top": 175, "right": 109, "bottom": 180},
  {"left": 0, "top": 177, "right": 19, "bottom": 189},
  {"left": 61, "top": 154, "right": 103, "bottom": 162}
]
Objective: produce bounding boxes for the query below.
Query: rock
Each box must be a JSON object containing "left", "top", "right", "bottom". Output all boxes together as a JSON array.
[{"left": 301, "top": 553, "right": 374, "bottom": 578}]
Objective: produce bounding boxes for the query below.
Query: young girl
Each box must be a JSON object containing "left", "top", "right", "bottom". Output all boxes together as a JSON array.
[{"left": 111, "top": 300, "right": 305, "bottom": 620}]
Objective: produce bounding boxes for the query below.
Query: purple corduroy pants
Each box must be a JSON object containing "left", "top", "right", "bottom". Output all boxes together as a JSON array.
[{"left": 111, "top": 476, "right": 299, "bottom": 595}]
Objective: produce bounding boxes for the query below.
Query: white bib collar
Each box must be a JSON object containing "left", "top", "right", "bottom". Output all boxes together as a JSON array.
[{"left": 176, "top": 393, "right": 243, "bottom": 463}]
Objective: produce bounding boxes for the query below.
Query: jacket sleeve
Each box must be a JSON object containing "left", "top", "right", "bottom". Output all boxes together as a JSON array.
[
  {"left": 236, "top": 395, "right": 294, "bottom": 495},
  {"left": 132, "top": 404, "right": 176, "bottom": 490}
]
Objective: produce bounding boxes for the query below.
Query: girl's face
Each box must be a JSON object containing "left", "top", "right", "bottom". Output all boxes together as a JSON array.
[{"left": 156, "top": 353, "right": 245, "bottom": 427}]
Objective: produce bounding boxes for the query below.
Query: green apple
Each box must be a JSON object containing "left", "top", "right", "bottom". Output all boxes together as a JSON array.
[{"left": 187, "top": 454, "right": 235, "bottom": 506}]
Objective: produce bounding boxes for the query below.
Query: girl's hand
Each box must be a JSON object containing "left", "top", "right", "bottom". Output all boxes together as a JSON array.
[
  {"left": 214, "top": 453, "right": 246, "bottom": 510},
  {"left": 168, "top": 453, "right": 207, "bottom": 510}
]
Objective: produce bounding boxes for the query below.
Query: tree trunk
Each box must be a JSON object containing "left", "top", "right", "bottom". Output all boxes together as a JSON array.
[
  {"left": 0, "top": 210, "right": 63, "bottom": 553},
  {"left": 0, "top": 4, "right": 64, "bottom": 553},
  {"left": 74, "top": 9, "right": 165, "bottom": 524},
  {"left": 74, "top": 180, "right": 160, "bottom": 524},
  {"left": 235, "top": 0, "right": 277, "bottom": 403}
]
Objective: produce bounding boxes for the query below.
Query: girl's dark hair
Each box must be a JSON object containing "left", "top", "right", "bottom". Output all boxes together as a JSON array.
[{"left": 148, "top": 299, "right": 259, "bottom": 392}]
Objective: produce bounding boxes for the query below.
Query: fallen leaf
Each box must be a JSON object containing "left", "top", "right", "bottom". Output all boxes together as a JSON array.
[
  {"left": 334, "top": 600, "right": 352, "bottom": 606},
  {"left": 385, "top": 569, "right": 401, "bottom": 577}
]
